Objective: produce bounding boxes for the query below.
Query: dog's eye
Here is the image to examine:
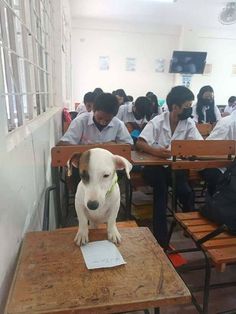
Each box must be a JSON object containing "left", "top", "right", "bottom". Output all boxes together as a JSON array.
[{"left": 103, "top": 174, "right": 110, "bottom": 178}]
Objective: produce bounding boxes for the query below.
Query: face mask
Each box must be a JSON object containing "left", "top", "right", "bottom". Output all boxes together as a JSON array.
[
  {"left": 203, "top": 99, "right": 213, "bottom": 107},
  {"left": 178, "top": 107, "right": 192, "bottom": 120}
]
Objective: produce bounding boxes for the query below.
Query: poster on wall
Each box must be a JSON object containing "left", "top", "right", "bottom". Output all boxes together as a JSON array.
[
  {"left": 155, "top": 58, "right": 165, "bottom": 73},
  {"left": 99, "top": 56, "right": 110, "bottom": 71},
  {"left": 126, "top": 57, "right": 136, "bottom": 71}
]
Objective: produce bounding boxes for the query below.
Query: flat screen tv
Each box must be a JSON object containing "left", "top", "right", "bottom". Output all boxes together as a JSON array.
[{"left": 169, "top": 51, "right": 207, "bottom": 74}]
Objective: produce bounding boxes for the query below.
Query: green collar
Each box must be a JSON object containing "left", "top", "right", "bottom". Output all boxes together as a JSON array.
[{"left": 106, "top": 172, "right": 118, "bottom": 197}]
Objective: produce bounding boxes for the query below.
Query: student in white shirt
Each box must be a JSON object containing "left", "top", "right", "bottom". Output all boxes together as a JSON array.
[
  {"left": 192, "top": 85, "right": 221, "bottom": 124},
  {"left": 200, "top": 109, "right": 236, "bottom": 195},
  {"left": 136, "top": 86, "right": 202, "bottom": 248},
  {"left": 116, "top": 97, "right": 152, "bottom": 132},
  {"left": 58, "top": 93, "right": 133, "bottom": 190},
  {"left": 146, "top": 91, "right": 161, "bottom": 118},
  {"left": 113, "top": 89, "right": 130, "bottom": 106},
  {"left": 223, "top": 96, "right": 236, "bottom": 116},
  {"left": 76, "top": 92, "right": 96, "bottom": 116},
  {"left": 58, "top": 93, "right": 133, "bottom": 145}
]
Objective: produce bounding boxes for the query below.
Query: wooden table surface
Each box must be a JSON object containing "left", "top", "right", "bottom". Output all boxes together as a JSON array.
[
  {"left": 5, "top": 227, "right": 191, "bottom": 314},
  {"left": 131, "top": 151, "right": 171, "bottom": 166}
]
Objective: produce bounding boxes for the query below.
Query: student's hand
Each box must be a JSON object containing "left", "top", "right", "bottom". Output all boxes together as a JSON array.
[
  {"left": 126, "top": 122, "right": 140, "bottom": 133},
  {"left": 152, "top": 146, "right": 171, "bottom": 158}
]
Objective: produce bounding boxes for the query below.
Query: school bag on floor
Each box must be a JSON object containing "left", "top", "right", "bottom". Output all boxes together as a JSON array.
[{"left": 200, "top": 159, "right": 236, "bottom": 235}]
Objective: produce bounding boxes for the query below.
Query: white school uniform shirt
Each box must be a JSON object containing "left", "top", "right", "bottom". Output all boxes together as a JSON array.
[
  {"left": 139, "top": 111, "right": 203, "bottom": 149},
  {"left": 76, "top": 103, "right": 87, "bottom": 115},
  {"left": 116, "top": 102, "right": 147, "bottom": 126},
  {"left": 206, "top": 109, "right": 236, "bottom": 140},
  {"left": 60, "top": 112, "right": 133, "bottom": 145},
  {"left": 192, "top": 103, "right": 222, "bottom": 123}
]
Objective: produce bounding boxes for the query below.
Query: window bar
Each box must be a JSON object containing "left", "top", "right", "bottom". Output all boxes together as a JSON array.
[
  {"left": 21, "top": 0, "right": 34, "bottom": 120},
  {"left": 7, "top": 3, "right": 24, "bottom": 126},
  {"left": 0, "top": 4, "right": 16, "bottom": 129}
]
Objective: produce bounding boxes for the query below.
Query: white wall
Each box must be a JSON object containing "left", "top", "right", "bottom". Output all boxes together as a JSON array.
[
  {"left": 0, "top": 0, "right": 71, "bottom": 312},
  {"left": 72, "top": 18, "right": 179, "bottom": 102},
  {"left": 71, "top": 18, "right": 236, "bottom": 106}
]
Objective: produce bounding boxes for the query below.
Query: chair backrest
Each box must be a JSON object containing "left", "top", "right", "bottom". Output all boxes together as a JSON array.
[
  {"left": 171, "top": 140, "right": 235, "bottom": 170},
  {"left": 51, "top": 144, "right": 132, "bottom": 167},
  {"left": 196, "top": 123, "right": 213, "bottom": 138}
]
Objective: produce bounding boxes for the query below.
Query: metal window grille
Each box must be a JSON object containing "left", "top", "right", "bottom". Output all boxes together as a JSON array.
[{"left": 0, "top": 0, "right": 55, "bottom": 132}]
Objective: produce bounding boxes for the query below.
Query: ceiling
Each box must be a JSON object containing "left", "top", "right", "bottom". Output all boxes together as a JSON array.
[{"left": 69, "top": 0, "right": 236, "bottom": 30}]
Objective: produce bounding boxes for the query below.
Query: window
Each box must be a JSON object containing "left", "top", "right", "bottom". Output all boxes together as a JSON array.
[{"left": 0, "top": 0, "right": 55, "bottom": 132}]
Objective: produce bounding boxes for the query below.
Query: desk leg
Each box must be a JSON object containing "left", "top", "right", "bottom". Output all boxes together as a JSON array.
[
  {"left": 153, "top": 186, "right": 158, "bottom": 240},
  {"left": 51, "top": 166, "right": 63, "bottom": 228}
]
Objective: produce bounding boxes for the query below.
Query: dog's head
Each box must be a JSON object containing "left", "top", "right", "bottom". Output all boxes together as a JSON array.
[{"left": 68, "top": 148, "right": 132, "bottom": 211}]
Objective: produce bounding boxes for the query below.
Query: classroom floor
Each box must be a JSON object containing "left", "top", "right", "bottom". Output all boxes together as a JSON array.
[
  {"left": 64, "top": 189, "right": 236, "bottom": 314},
  {"left": 124, "top": 190, "right": 236, "bottom": 314}
]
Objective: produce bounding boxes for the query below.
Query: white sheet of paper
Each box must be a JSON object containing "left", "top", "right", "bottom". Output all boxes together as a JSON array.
[{"left": 80, "top": 240, "right": 126, "bottom": 269}]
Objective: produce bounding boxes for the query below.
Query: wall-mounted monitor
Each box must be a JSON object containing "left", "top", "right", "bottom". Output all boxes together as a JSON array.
[{"left": 169, "top": 51, "right": 207, "bottom": 74}]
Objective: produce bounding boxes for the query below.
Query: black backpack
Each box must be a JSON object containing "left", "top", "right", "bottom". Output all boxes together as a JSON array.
[{"left": 200, "top": 159, "right": 236, "bottom": 235}]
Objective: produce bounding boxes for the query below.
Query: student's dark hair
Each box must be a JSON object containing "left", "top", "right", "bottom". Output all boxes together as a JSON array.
[
  {"left": 146, "top": 91, "right": 159, "bottom": 114},
  {"left": 93, "top": 87, "right": 104, "bottom": 98},
  {"left": 166, "top": 86, "right": 194, "bottom": 112},
  {"left": 134, "top": 96, "right": 152, "bottom": 119},
  {"left": 114, "top": 89, "right": 129, "bottom": 103},
  {"left": 83, "top": 92, "right": 96, "bottom": 104},
  {"left": 127, "top": 95, "right": 133, "bottom": 102},
  {"left": 93, "top": 93, "right": 119, "bottom": 116},
  {"left": 196, "top": 85, "right": 216, "bottom": 123},
  {"left": 228, "top": 96, "right": 236, "bottom": 103}
]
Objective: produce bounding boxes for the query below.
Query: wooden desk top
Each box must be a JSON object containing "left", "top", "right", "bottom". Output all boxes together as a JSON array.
[
  {"left": 5, "top": 227, "right": 191, "bottom": 314},
  {"left": 131, "top": 151, "right": 171, "bottom": 166}
]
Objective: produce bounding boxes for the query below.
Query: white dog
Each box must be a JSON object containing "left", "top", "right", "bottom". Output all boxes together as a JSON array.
[{"left": 69, "top": 148, "right": 132, "bottom": 246}]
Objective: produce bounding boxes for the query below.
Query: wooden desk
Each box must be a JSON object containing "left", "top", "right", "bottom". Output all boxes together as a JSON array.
[
  {"left": 5, "top": 227, "right": 191, "bottom": 314},
  {"left": 131, "top": 150, "right": 171, "bottom": 166}
]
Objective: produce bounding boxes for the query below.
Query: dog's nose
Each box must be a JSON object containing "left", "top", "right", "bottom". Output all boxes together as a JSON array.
[{"left": 87, "top": 200, "right": 99, "bottom": 210}]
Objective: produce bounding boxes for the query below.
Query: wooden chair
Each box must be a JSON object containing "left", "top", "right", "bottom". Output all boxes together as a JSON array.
[
  {"left": 168, "top": 140, "right": 235, "bottom": 314},
  {"left": 44, "top": 144, "right": 132, "bottom": 229},
  {"left": 196, "top": 123, "right": 213, "bottom": 138}
]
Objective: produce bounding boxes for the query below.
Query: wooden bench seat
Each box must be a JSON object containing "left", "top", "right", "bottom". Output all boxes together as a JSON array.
[{"left": 175, "top": 212, "right": 236, "bottom": 271}]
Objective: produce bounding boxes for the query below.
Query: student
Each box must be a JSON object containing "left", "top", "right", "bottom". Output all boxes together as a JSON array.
[
  {"left": 114, "top": 89, "right": 130, "bottom": 106},
  {"left": 200, "top": 108, "right": 236, "bottom": 196},
  {"left": 192, "top": 85, "right": 221, "bottom": 124},
  {"left": 223, "top": 96, "right": 236, "bottom": 116},
  {"left": 76, "top": 92, "right": 96, "bottom": 115},
  {"left": 136, "top": 86, "right": 203, "bottom": 248},
  {"left": 58, "top": 93, "right": 133, "bottom": 145},
  {"left": 146, "top": 91, "right": 160, "bottom": 118},
  {"left": 93, "top": 87, "right": 104, "bottom": 99},
  {"left": 117, "top": 96, "right": 152, "bottom": 130}
]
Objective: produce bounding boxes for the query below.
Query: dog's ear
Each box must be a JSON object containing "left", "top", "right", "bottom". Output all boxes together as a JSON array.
[
  {"left": 113, "top": 155, "right": 132, "bottom": 179},
  {"left": 67, "top": 153, "right": 81, "bottom": 176}
]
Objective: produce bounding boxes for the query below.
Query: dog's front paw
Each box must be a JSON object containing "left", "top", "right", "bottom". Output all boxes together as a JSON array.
[
  {"left": 108, "top": 226, "right": 121, "bottom": 244},
  {"left": 74, "top": 229, "right": 89, "bottom": 246}
]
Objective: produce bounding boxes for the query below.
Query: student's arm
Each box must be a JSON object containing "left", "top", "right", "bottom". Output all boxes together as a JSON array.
[
  {"left": 206, "top": 119, "right": 228, "bottom": 140},
  {"left": 57, "top": 140, "right": 73, "bottom": 146},
  {"left": 116, "top": 121, "right": 134, "bottom": 145},
  {"left": 136, "top": 138, "right": 171, "bottom": 158},
  {"left": 58, "top": 117, "right": 83, "bottom": 145},
  {"left": 135, "top": 120, "right": 170, "bottom": 158}
]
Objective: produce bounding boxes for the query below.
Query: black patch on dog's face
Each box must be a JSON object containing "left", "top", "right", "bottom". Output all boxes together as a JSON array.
[{"left": 79, "top": 150, "right": 90, "bottom": 184}]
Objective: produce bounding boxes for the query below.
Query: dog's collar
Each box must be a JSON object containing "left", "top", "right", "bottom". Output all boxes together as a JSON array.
[{"left": 106, "top": 172, "right": 118, "bottom": 197}]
